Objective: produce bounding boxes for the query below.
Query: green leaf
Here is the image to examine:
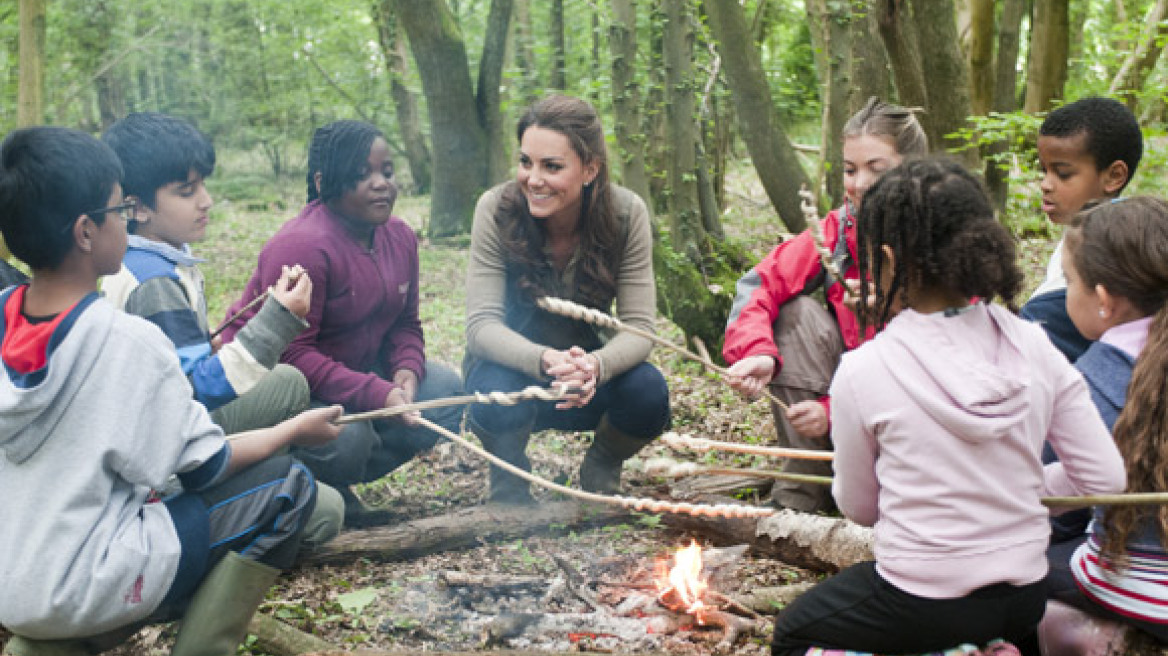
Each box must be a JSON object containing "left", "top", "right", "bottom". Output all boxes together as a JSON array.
[{"left": 336, "top": 587, "right": 379, "bottom": 615}]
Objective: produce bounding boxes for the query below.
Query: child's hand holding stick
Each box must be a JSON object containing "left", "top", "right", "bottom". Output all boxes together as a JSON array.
[{"left": 209, "top": 264, "right": 308, "bottom": 340}]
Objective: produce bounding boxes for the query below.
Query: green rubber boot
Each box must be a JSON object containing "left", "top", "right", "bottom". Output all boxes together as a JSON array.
[
  {"left": 579, "top": 415, "right": 653, "bottom": 494},
  {"left": 169, "top": 552, "right": 279, "bottom": 656},
  {"left": 2, "top": 637, "right": 89, "bottom": 656}
]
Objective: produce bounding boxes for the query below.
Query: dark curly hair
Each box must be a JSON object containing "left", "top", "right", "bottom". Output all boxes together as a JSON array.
[
  {"left": 1040, "top": 96, "right": 1143, "bottom": 193},
  {"left": 855, "top": 157, "right": 1023, "bottom": 329},
  {"left": 495, "top": 95, "right": 621, "bottom": 308},
  {"left": 1065, "top": 197, "right": 1168, "bottom": 568}
]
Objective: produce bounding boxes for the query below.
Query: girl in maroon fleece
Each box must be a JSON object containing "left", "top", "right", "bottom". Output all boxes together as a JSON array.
[{"left": 221, "top": 120, "right": 462, "bottom": 527}]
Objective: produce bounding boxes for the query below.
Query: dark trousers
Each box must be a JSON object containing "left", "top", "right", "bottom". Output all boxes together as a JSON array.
[
  {"left": 160, "top": 454, "right": 317, "bottom": 619},
  {"left": 292, "top": 361, "right": 464, "bottom": 488},
  {"left": 772, "top": 562, "right": 1045, "bottom": 655}
]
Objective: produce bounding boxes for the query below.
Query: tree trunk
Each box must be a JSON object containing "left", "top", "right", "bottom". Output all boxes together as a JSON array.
[
  {"left": 609, "top": 0, "right": 652, "bottom": 205},
  {"left": 301, "top": 502, "right": 627, "bottom": 566},
  {"left": 395, "top": 0, "right": 489, "bottom": 238},
  {"left": 848, "top": 0, "right": 892, "bottom": 115},
  {"left": 550, "top": 0, "right": 566, "bottom": 90},
  {"left": 662, "top": 0, "right": 708, "bottom": 256},
  {"left": 477, "top": 0, "right": 514, "bottom": 187},
  {"left": 969, "top": 0, "right": 995, "bottom": 116},
  {"left": 1023, "top": 0, "right": 1070, "bottom": 114},
  {"left": 1108, "top": 0, "right": 1168, "bottom": 110},
  {"left": 872, "top": 0, "right": 928, "bottom": 113},
  {"left": 17, "top": 0, "right": 45, "bottom": 127},
  {"left": 909, "top": 0, "right": 977, "bottom": 163},
  {"left": 513, "top": 0, "right": 540, "bottom": 104},
  {"left": 986, "top": 0, "right": 1025, "bottom": 211},
  {"left": 806, "top": 0, "right": 850, "bottom": 207},
  {"left": 374, "top": 0, "right": 432, "bottom": 194},
  {"left": 704, "top": 0, "right": 810, "bottom": 233}
]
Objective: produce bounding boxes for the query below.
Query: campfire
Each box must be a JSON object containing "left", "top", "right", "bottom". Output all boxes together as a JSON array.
[{"left": 362, "top": 540, "right": 771, "bottom": 654}]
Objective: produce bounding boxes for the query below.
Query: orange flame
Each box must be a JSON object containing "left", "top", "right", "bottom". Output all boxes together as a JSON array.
[{"left": 654, "top": 540, "right": 708, "bottom": 620}]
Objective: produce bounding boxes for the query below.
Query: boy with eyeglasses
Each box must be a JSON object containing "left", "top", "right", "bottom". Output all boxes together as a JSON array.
[{"left": 0, "top": 126, "right": 342, "bottom": 655}]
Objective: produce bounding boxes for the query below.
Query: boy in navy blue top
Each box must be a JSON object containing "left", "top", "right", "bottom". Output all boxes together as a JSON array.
[{"left": 1022, "top": 97, "right": 1142, "bottom": 362}]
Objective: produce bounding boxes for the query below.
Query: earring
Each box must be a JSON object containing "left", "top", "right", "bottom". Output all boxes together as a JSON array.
[{"left": 1099, "top": 309, "right": 1107, "bottom": 318}]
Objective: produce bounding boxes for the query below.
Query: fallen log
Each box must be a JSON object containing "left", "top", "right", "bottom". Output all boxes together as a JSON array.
[
  {"left": 736, "top": 582, "right": 818, "bottom": 614},
  {"left": 662, "top": 497, "right": 872, "bottom": 573},
  {"left": 301, "top": 501, "right": 628, "bottom": 567}
]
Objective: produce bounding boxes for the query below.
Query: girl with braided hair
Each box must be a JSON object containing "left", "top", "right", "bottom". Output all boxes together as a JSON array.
[
  {"left": 1040, "top": 197, "right": 1168, "bottom": 654},
  {"left": 771, "top": 158, "right": 1125, "bottom": 655},
  {"left": 220, "top": 120, "right": 462, "bottom": 527}
]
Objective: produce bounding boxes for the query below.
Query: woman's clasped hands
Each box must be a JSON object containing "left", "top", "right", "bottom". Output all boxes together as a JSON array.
[{"left": 542, "top": 345, "right": 599, "bottom": 409}]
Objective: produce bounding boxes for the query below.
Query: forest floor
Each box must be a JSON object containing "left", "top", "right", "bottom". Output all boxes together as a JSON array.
[{"left": 13, "top": 158, "right": 1158, "bottom": 654}]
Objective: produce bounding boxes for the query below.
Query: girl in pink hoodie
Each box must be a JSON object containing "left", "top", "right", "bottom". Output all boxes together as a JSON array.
[{"left": 771, "top": 158, "right": 1126, "bottom": 656}]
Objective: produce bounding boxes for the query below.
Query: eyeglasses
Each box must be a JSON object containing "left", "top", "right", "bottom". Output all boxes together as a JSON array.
[{"left": 86, "top": 198, "right": 138, "bottom": 224}]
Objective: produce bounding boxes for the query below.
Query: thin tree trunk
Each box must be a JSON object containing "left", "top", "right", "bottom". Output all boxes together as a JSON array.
[
  {"left": 969, "top": 0, "right": 995, "bottom": 116},
  {"left": 1023, "top": 0, "right": 1069, "bottom": 114},
  {"left": 513, "top": 0, "right": 539, "bottom": 103},
  {"left": 609, "top": 0, "right": 652, "bottom": 205},
  {"left": 1108, "top": 0, "right": 1168, "bottom": 109},
  {"left": 872, "top": 0, "right": 928, "bottom": 112},
  {"left": 374, "top": 0, "right": 432, "bottom": 194},
  {"left": 703, "top": 0, "right": 810, "bottom": 232},
  {"left": 17, "top": 0, "right": 45, "bottom": 127},
  {"left": 806, "top": 0, "right": 850, "bottom": 207},
  {"left": 986, "top": 0, "right": 1025, "bottom": 211},
  {"left": 396, "top": 0, "right": 489, "bottom": 238},
  {"left": 550, "top": 0, "right": 566, "bottom": 90},
  {"left": 662, "top": 0, "right": 708, "bottom": 256},
  {"left": 848, "top": 0, "right": 892, "bottom": 115},
  {"left": 909, "top": 0, "right": 977, "bottom": 162},
  {"left": 477, "top": 0, "right": 514, "bottom": 186}
]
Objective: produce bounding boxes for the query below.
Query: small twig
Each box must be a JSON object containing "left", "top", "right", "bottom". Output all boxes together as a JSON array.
[
  {"left": 209, "top": 290, "right": 268, "bottom": 340},
  {"left": 643, "top": 457, "right": 833, "bottom": 486},
  {"left": 536, "top": 297, "right": 789, "bottom": 412},
  {"left": 414, "top": 417, "right": 776, "bottom": 519},
  {"left": 661, "top": 432, "right": 835, "bottom": 462},
  {"left": 707, "top": 590, "right": 765, "bottom": 622},
  {"left": 335, "top": 385, "right": 569, "bottom": 425}
]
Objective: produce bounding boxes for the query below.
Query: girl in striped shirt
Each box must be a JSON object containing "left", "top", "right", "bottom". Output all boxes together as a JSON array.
[{"left": 1042, "top": 196, "right": 1168, "bottom": 653}]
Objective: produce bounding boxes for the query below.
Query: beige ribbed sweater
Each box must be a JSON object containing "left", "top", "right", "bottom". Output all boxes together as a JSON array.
[{"left": 465, "top": 182, "right": 656, "bottom": 384}]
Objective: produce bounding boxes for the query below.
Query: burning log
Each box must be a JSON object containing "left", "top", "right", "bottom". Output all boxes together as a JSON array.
[
  {"left": 700, "top": 608, "right": 763, "bottom": 653},
  {"left": 299, "top": 501, "right": 627, "bottom": 567}
]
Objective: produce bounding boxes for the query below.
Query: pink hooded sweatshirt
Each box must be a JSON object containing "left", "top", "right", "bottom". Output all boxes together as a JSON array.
[{"left": 829, "top": 303, "right": 1125, "bottom": 599}]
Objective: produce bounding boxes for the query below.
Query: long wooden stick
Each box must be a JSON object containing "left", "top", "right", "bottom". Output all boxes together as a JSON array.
[
  {"left": 335, "top": 385, "right": 570, "bottom": 425},
  {"left": 643, "top": 457, "right": 834, "bottom": 486},
  {"left": 661, "top": 432, "right": 835, "bottom": 461},
  {"left": 535, "top": 297, "right": 789, "bottom": 412},
  {"left": 800, "top": 184, "right": 856, "bottom": 304},
  {"left": 414, "top": 416, "right": 777, "bottom": 519}
]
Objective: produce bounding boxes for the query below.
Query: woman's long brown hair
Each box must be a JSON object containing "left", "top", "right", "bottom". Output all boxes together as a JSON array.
[{"left": 495, "top": 95, "right": 622, "bottom": 308}]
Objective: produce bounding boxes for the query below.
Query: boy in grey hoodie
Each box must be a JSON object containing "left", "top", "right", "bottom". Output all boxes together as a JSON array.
[{"left": 0, "top": 127, "right": 340, "bottom": 655}]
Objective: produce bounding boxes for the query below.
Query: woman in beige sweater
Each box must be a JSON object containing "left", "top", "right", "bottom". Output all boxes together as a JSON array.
[{"left": 464, "top": 95, "right": 670, "bottom": 504}]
